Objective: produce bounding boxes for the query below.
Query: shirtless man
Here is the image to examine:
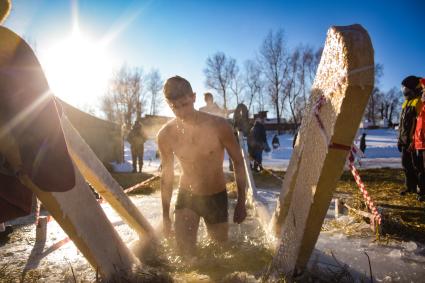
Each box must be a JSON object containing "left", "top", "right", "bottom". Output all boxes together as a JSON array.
[
  {"left": 157, "top": 76, "right": 247, "bottom": 255},
  {"left": 199, "top": 92, "right": 226, "bottom": 117}
]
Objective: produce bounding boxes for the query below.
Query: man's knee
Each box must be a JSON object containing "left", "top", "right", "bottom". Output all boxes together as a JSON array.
[
  {"left": 206, "top": 223, "right": 228, "bottom": 243},
  {"left": 175, "top": 209, "right": 199, "bottom": 254}
]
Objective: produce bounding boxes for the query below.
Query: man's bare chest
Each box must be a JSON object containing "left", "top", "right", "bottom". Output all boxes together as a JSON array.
[{"left": 170, "top": 126, "right": 222, "bottom": 160}]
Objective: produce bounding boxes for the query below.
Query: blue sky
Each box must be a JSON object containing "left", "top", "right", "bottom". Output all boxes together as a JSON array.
[{"left": 4, "top": 0, "right": 425, "bottom": 116}]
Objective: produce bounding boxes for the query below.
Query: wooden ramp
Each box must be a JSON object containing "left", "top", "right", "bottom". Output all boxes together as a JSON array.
[
  {"left": 0, "top": 26, "right": 154, "bottom": 281},
  {"left": 61, "top": 115, "right": 155, "bottom": 239},
  {"left": 269, "top": 24, "right": 374, "bottom": 278},
  {"left": 237, "top": 131, "right": 273, "bottom": 235}
]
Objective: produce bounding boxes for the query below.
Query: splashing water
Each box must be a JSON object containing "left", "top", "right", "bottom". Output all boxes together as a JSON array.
[
  {"left": 129, "top": 192, "right": 274, "bottom": 282},
  {"left": 0, "top": 190, "right": 274, "bottom": 282}
]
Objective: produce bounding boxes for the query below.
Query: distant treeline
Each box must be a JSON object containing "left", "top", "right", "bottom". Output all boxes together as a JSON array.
[{"left": 99, "top": 29, "right": 401, "bottom": 130}]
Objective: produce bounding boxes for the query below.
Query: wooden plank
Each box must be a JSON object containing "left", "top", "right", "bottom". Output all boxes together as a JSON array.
[
  {"left": 0, "top": 26, "right": 139, "bottom": 280},
  {"left": 237, "top": 131, "right": 272, "bottom": 232},
  {"left": 20, "top": 166, "right": 139, "bottom": 280},
  {"left": 123, "top": 175, "right": 160, "bottom": 194},
  {"left": 61, "top": 116, "right": 156, "bottom": 239},
  {"left": 270, "top": 24, "right": 374, "bottom": 277}
]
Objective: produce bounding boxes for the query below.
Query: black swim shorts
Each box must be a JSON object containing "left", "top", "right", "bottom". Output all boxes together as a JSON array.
[{"left": 175, "top": 189, "right": 228, "bottom": 224}]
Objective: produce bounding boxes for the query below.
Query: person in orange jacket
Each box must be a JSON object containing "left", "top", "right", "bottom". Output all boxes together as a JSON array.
[
  {"left": 398, "top": 76, "right": 423, "bottom": 195},
  {"left": 412, "top": 78, "right": 425, "bottom": 202}
]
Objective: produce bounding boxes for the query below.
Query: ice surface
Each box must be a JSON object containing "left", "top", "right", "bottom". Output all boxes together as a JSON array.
[
  {"left": 112, "top": 128, "right": 401, "bottom": 173},
  {"left": 5, "top": 127, "right": 417, "bottom": 280}
]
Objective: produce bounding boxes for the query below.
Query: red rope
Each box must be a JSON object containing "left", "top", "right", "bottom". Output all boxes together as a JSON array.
[
  {"left": 313, "top": 94, "right": 382, "bottom": 225},
  {"left": 348, "top": 152, "right": 382, "bottom": 225}
]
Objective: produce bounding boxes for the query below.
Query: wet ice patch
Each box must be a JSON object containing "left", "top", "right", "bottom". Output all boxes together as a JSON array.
[{"left": 401, "top": 241, "right": 417, "bottom": 252}]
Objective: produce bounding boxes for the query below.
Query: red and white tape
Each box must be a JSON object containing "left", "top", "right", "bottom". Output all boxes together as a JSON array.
[
  {"left": 313, "top": 94, "right": 382, "bottom": 225},
  {"left": 348, "top": 151, "right": 382, "bottom": 224}
]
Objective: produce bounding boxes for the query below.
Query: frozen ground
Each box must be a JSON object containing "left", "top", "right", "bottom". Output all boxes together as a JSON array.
[
  {"left": 110, "top": 128, "right": 425, "bottom": 281},
  {"left": 4, "top": 128, "right": 423, "bottom": 282},
  {"left": 112, "top": 128, "right": 402, "bottom": 174}
]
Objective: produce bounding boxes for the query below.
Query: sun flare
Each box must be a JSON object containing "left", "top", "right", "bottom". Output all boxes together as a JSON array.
[{"left": 41, "top": 31, "right": 113, "bottom": 109}]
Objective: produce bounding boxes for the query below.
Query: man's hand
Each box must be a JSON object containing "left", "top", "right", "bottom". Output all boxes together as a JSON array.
[
  {"left": 162, "top": 216, "right": 172, "bottom": 237},
  {"left": 233, "top": 201, "right": 247, "bottom": 224}
]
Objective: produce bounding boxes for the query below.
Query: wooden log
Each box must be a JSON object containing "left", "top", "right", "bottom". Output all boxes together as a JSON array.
[
  {"left": 270, "top": 24, "right": 374, "bottom": 277},
  {"left": 0, "top": 26, "right": 139, "bottom": 280},
  {"left": 35, "top": 216, "right": 48, "bottom": 243},
  {"left": 20, "top": 167, "right": 139, "bottom": 280},
  {"left": 123, "top": 175, "right": 160, "bottom": 194},
  {"left": 237, "top": 131, "right": 271, "bottom": 232},
  {"left": 343, "top": 203, "right": 379, "bottom": 233},
  {"left": 61, "top": 115, "right": 155, "bottom": 240}
]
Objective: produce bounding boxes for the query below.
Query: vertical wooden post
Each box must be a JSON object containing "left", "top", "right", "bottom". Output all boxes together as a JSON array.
[{"left": 270, "top": 24, "right": 374, "bottom": 278}]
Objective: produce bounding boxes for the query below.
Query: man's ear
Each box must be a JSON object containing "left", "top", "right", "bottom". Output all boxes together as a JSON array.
[
  {"left": 192, "top": 92, "right": 196, "bottom": 102},
  {"left": 0, "top": 0, "right": 11, "bottom": 24}
]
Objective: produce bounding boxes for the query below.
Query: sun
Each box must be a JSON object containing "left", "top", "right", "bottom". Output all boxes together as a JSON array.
[{"left": 41, "top": 31, "right": 113, "bottom": 110}]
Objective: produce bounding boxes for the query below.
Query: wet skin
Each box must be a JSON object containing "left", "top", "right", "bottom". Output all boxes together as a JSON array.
[{"left": 157, "top": 92, "right": 247, "bottom": 255}]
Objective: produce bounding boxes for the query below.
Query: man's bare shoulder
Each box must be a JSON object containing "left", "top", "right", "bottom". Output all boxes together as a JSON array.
[
  {"left": 197, "top": 111, "right": 233, "bottom": 138},
  {"left": 157, "top": 118, "right": 177, "bottom": 142},
  {"left": 197, "top": 110, "right": 228, "bottom": 126}
]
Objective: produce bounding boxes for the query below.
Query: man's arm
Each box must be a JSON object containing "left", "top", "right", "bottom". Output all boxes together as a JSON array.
[
  {"left": 218, "top": 120, "right": 247, "bottom": 223},
  {"left": 157, "top": 128, "right": 174, "bottom": 234}
]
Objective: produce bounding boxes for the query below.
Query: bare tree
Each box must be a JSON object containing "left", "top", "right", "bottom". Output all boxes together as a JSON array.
[
  {"left": 147, "top": 69, "right": 163, "bottom": 116},
  {"left": 204, "top": 52, "right": 237, "bottom": 112},
  {"left": 287, "top": 46, "right": 322, "bottom": 126},
  {"left": 100, "top": 65, "right": 144, "bottom": 127},
  {"left": 259, "top": 29, "right": 288, "bottom": 133},
  {"left": 229, "top": 62, "right": 245, "bottom": 105},
  {"left": 365, "top": 63, "right": 384, "bottom": 126},
  {"left": 300, "top": 46, "right": 321, "bottom": 105},
  {"left": 243, "top": 59, "right": 263, "bottom": 114},
  {"left": 380, "top": 87, "right": 402, "bottom": 126},
  {"left": 101, "top": 94, "right": 120, "bottom": 123},
  {"left": 282, "top": 47, "right": 302, "bottom": 125}
]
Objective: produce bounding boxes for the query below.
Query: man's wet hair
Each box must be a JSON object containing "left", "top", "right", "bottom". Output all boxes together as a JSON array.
[{"left": 163, "top": 76, "right": 193, "bottom": 100}]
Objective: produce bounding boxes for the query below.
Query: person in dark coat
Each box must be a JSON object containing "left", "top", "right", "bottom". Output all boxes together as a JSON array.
[
  {"left": 127, "top": 119, "right": 147, "bottom": 173},
  {"left": 272, "top": 134, "right": 280, "bottom": 149},
  {"left": 248, "top": 117, "right": 269, "bottom": 172},
  {"left": 398, "top": 76, "right": 423, "bottom": 195},
  {"left": 360, "top": 133, "right": 367, "bottom": 153},
  {"left": 411, "top": 78, "right": 425, "bottom": 202}
]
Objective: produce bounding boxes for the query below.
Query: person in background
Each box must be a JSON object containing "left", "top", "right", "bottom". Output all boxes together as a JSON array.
[
  {"left": 411, "top": 77, "right": 425, "bottom": 202},
  {"left": 360, "top": 133, "right": 367, "bottom": 154},
  {"left": 247, "top": 117, "right": 270, "bottom": 172},
  {"left": 272, "top": 133, "right": 280, "bottom": 149},
  {"left": 127, "top": 119, "right": 147, "bottom": 173},
  {"left": 199, "top": 92, "right": 226, "bottom": 117},
  {"left": 398, "top": 76, "right": 423, "bottom": 196},
  {"left": 292, "top": 130, "right": 298, "bottom": 149}
]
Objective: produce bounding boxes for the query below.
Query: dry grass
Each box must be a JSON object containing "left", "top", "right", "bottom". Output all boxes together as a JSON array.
[
  {"left": 337, "top": 168, "right": 425, "bottom": 243},
  {"left": 235, "top": 167, "right": 425, "bottom": 243}
]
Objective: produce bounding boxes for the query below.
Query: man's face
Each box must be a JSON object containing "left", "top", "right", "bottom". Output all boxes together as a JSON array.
[
  {"left": 166, "top": 93, "right": 195, "bottom": 119},
  {"left": 205, "top": 96, "right": 213, "bottom": 104}
]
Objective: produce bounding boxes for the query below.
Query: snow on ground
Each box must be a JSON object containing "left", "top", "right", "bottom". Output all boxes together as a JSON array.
[
  {"left": 111, "top": 140, "right": 162, "bottom": 174},
  {"left": 4, "top": 128, "right": 421, "bottom": 281},
  {"left": 112, "top": 128, "right": 402, "bottom": 173},
  {"left": 108, "top": 128, "right": 425, "bottom": 282}
]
